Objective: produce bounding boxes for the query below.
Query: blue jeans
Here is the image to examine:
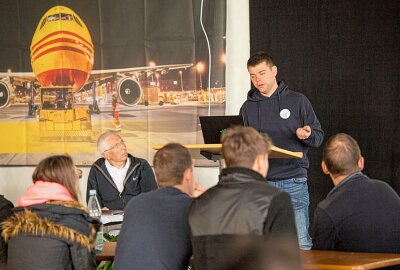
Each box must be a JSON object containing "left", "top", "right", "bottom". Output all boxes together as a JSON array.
[{"left": 268, "top": 177, "right": 312, "bottom": 249}]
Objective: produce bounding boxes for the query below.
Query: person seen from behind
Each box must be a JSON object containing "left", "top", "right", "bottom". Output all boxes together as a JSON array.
[
  {"left": 1, "top": 155, "right": 99, "bottom": 270},
  {"left": 312, "top": 133, "right": 400, "bottom": 255},
  {"left": 189, "top": 126, "right": 300, "bottom": 270},
  {"left": 114, "top": 143, "right": 204, "bottom": 270}
]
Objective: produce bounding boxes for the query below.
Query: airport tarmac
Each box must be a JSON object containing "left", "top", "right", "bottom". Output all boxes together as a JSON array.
[{"left": 0, "top": 102, "right": 225, "bottom": 165}]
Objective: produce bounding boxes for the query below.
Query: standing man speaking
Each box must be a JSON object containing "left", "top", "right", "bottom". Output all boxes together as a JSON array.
[{"left": 240, "top": 51, "right": 324, "bottom": 249}]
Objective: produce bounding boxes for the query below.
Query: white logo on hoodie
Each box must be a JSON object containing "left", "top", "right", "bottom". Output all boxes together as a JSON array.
[{"left": 280, "top": 109, "right": 290, "bottom": 119}]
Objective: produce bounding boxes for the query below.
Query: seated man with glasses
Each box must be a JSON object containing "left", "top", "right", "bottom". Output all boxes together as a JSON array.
[{"left": 87, "top": 131, "right": 157, "bottom": 210}]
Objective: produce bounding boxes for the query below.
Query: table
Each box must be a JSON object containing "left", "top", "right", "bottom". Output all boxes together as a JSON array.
[
  {"left": 101, "top": 212, "right": 123, "bottom": 225},
  {"left": 101, "top": 212, "right": 123, "bottom": 234},
  {"left": 96, "top": 244, "right": 400, "bottom": 270},
  {"left": 96, "top": 242, "right": 117, "bottom": 261},
  {"left": 152, "top": 144, "right": 303, "bottom": 159},
  {"left": 153, "top": 143, "right": 303, "bottom": 170},
  {"left": 301, "top": 250, "right": 400, "bottom": 270}
]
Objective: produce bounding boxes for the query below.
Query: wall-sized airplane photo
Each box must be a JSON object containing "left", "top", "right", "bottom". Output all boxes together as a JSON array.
[{"left": 0, "top": 2, "right": 226, "bottom": 165}]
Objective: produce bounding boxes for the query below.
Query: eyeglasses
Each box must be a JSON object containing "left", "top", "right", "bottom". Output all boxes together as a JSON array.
[
  {"left": 76, "top": 168, "right": 83, "bottom": 179},
  {"left": 103, "top": 140, "right": 125, "bottom": 153}
]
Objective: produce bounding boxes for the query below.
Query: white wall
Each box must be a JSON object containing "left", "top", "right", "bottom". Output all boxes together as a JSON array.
[
  {"left": 0, "top": 0, "right": 249, "bottom": 205},
  {"left": 226, "top": 0, "right": 250, "bottom": 115},
  {"left": 0, "top": 167, "right": 35, "bottom": 205},
  {"left": 0, "top": 166, "right": 220, "bottom": 205}
]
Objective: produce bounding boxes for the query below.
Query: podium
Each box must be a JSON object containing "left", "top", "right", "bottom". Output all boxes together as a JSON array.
[{"left": 152, "top": 144, "right": 303, "bottom": 161}]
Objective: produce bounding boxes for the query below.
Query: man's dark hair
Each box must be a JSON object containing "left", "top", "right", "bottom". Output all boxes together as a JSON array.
[
  {"left": 323, "top": 133, "right": 361, "bottom": 176},
  {"left": 153, "top": 143, "right": 192, "bottom": 187},
  {"left": 247, "top": 51, "right": 275, "bottom": 68}
]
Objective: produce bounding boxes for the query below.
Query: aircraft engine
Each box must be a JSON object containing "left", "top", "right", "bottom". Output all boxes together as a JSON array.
[
  {"left": 116, "top": 77, "right": 142, "bottom": 106},
  {"left": 0, "top": 81, "right": 14, "bottom": 109}
]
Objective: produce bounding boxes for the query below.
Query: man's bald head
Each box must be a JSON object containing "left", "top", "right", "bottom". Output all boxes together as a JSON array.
[{"left": 323, "top": 133, "right": 362, "bottom": 176}]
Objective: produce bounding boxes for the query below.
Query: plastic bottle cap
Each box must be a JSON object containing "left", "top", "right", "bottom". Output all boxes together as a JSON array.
[{"left": 89, "top": 189, "right": 97, "bottom": 196}]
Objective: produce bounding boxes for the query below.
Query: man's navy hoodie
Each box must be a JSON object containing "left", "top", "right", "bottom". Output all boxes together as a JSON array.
[{"left": 240, "top": 81, "right": 324, "bottom": 180}]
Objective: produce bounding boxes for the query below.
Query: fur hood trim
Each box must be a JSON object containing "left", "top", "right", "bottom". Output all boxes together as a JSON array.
[
  {"left": 2, "top": 205, "right": 96, "bottom": 250},
  {"left": 46, "top": 200, "right": 89, "bottom": 212}
]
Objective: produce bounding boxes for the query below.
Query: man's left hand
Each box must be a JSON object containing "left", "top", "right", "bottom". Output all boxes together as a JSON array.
[{"left": 296, "top": 125, "right": 311, "bottom": 140}]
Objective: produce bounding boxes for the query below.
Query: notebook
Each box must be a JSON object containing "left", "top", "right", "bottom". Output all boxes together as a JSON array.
[{"left": 199, "top": 115, "right": 244, "bottom": 144}]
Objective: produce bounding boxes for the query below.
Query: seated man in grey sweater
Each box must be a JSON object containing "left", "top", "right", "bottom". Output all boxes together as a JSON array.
[{"left": 312, "top": 133, "right": 400, "bottom": 253}]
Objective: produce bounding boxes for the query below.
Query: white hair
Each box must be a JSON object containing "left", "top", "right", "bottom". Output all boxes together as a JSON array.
[{"left": 97, "top": 131, "right": 121, "bottom": 154}]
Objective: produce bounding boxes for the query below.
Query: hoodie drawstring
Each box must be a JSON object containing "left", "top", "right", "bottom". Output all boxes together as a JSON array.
[
  {"left": 257, "top": 102, "right": 261, "bottom": 132},
  {"left": 278, "top": 90, "right": 282, "bottom": 113}
]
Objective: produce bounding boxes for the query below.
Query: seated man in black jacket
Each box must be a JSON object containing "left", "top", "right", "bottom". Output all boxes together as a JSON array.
[
  {"left": 312, "top": 133, "right": 400, "bottom": 253},
  {"left": 87, "top": 131, "right": 157, "bottom": 210},
  {"left": 189, "top": 126, "right": 300, "bottom": 270}
]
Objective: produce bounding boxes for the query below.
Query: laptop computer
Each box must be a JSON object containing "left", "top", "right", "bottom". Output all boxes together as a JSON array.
[{"left": 199, "top": 115, "right": 244, "bottom": 144}]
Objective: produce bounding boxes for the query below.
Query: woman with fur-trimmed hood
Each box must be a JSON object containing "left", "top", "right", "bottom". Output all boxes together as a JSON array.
[
  {"left": 1, "top": 155, "right": 100, "bottom": 270},
  {"left": 0, "top": 194, "right": 13, "bottom": 268}
]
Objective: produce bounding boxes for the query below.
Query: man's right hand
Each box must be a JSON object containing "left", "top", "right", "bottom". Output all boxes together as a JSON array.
[{"left": 296, "top": 125, "right": 311, "bottom": 140}]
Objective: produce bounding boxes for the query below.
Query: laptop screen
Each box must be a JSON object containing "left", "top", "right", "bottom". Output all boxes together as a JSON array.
[{"left": 199, "top": 115, "right": 244, "bottom": 144}]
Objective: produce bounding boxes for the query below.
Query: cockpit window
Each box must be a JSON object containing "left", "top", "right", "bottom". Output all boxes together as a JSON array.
[
  {"left": 47, "top": 14, "right": 59, "bottom": 22},
  {"left": 60, "top": 13, "right": 73, "bottom": 21},
  {"left": 73, "top": 15, "right": 83, "bottom": 27},
  {"left": 40, "top": 18, "right": 46, "bottom": 29},
  {"left": 47, "top": 13, "right": 73, "bottom": 23}
]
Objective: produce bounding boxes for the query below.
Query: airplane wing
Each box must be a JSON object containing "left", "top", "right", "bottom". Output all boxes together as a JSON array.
[
  {"left": 0, "top": 72, "right": 36, "bottom": 83},
  {"left": 0, "top": 63, "right": 193, "bottom": 108},
  {"left": 0, "top": 63, "right": 193, "bottom": 83},
  {"left": 89, "top": 63, "right": 193, "bottom": 81}
]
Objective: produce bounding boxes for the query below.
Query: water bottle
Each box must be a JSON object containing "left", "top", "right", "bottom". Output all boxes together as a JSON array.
[{"left": 88, "top": 189, "right": 104, "bottom": 252}]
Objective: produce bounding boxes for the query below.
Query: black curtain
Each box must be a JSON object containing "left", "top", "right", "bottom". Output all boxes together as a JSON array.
[{"left": 249, "top": 0, "right": 400, "bottom": 222}]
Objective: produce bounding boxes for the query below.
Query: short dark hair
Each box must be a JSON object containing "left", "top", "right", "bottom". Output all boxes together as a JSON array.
[
  {"left": 323, "top": 133, "right": 361, "bottom": 176},
  {"left": 221, "top": 126, "right": 272, "bottom": 168},
  {"left": 153, "top": 143, "right": 193, "bottom": 187},
  {"left": 247, "top": 51, "right": 275, "bottom": 68},
  {"left": 32, "top": 155, "right": 80, "bottom": 201}
]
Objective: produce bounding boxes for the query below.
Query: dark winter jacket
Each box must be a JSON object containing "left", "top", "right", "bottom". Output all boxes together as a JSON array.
[
  {"left": 114, "top": 187, "right": 192, "bottom": 270},
  {"left": 1, "top": 201, "right": 99, "bottom": 270},
  {"left": 189, "top": 167, "right": 300, "bottom": 270},
  {"left": 87, "top": 154, "right": 157, "bottom": 210},
  {"left": 312, "top": 172, "right": 400, "bottom": 253},
  {"left": 240, "top": 81, "right": 324, "bottom": 180},
  {"left": 0, "top": 195, "right": 13, "bottom": 268}
]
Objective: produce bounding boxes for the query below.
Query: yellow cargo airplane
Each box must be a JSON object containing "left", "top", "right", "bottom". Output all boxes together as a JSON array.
[
  {"left": 0, "top": 6, "right": 192, "bottom": 140},
  {"left": 0, "top": 5, "right": 192, "bottom": 110}
]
